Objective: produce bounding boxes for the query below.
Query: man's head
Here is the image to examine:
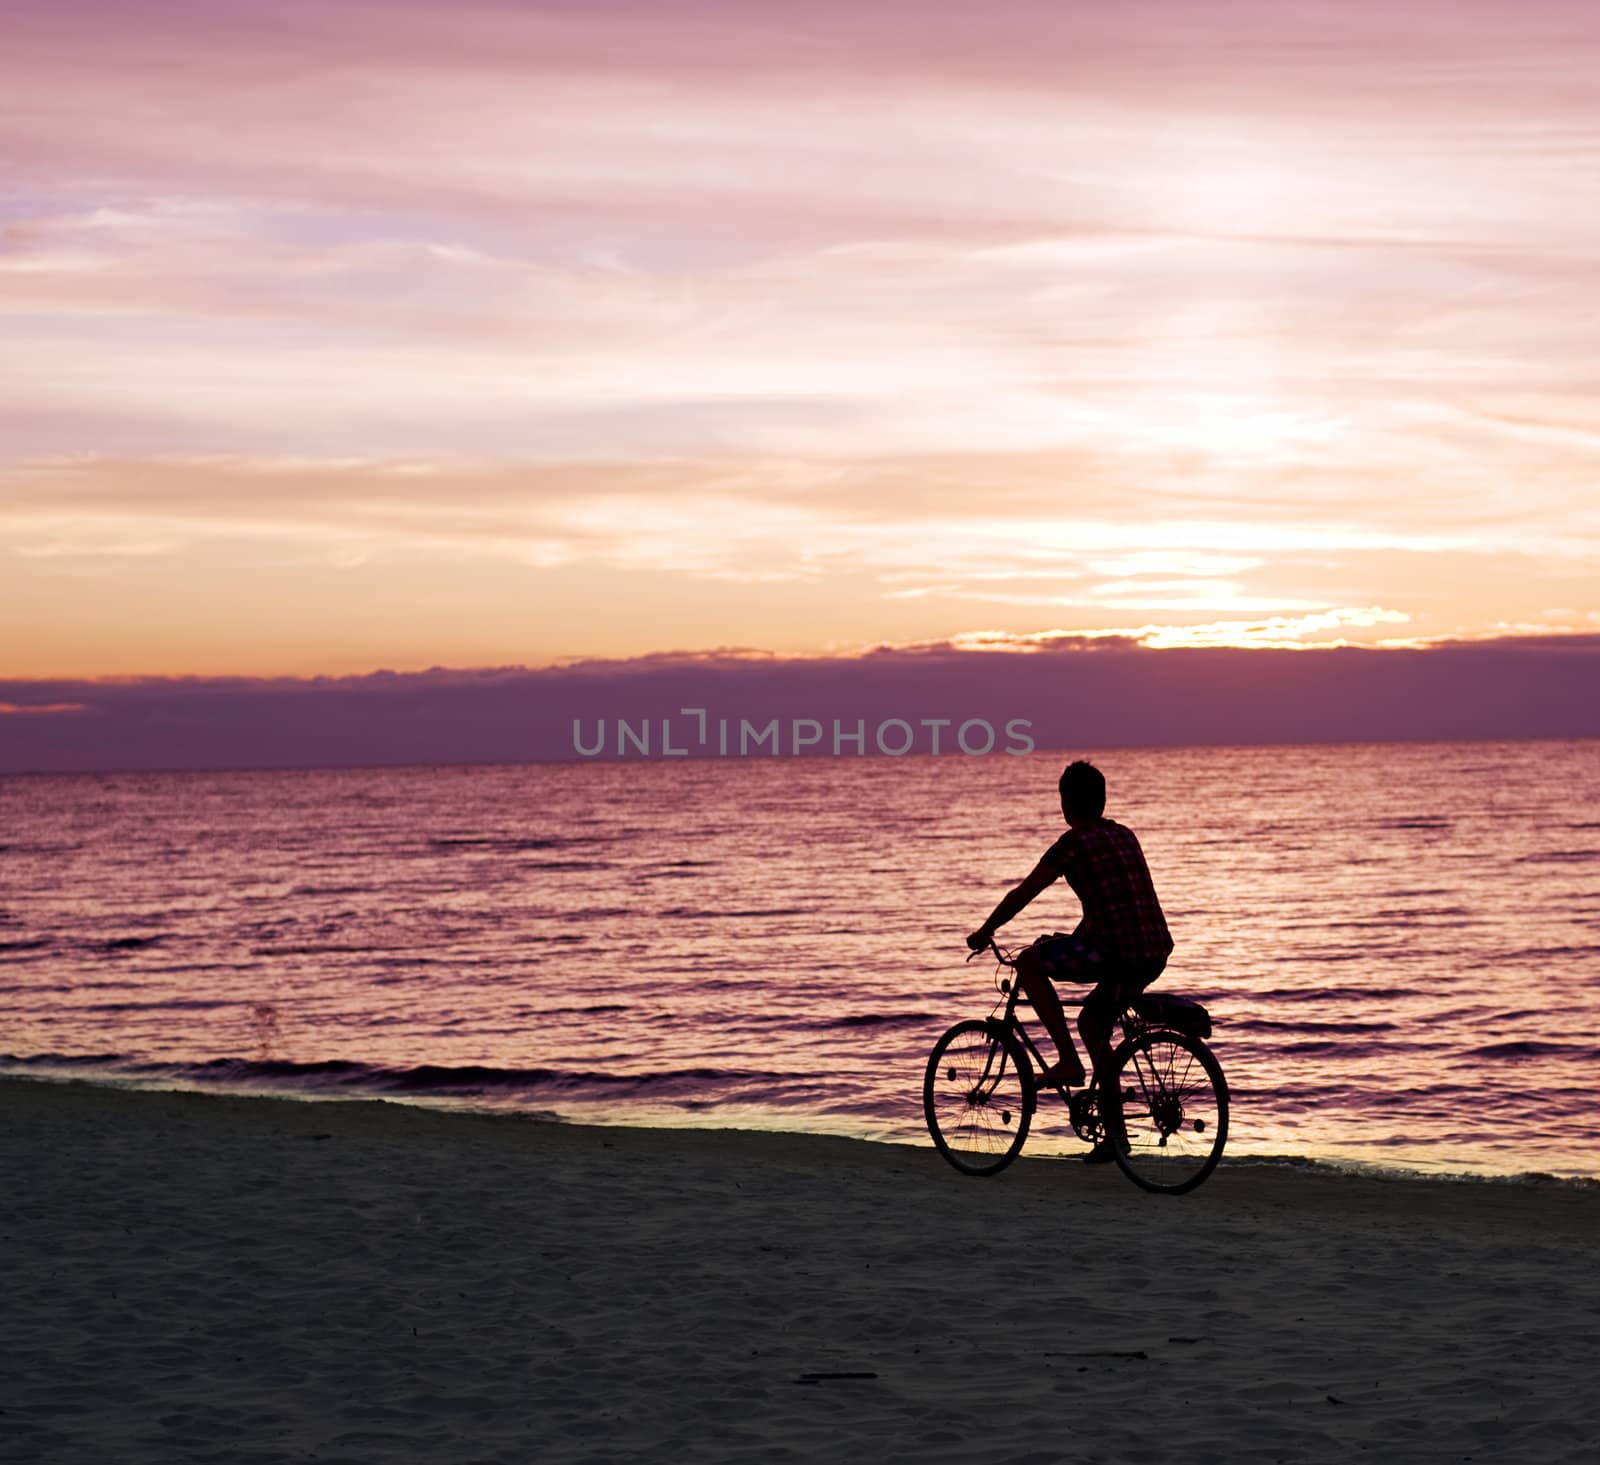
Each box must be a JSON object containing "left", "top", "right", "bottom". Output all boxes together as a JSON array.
[{"left": 1059, "top": 759, "right": 1106, "bottom": 825}]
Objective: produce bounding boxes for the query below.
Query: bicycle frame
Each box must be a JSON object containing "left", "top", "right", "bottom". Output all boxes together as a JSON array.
[{"left": 977, "top": 945, "right": 1150, "bottom": 1107}]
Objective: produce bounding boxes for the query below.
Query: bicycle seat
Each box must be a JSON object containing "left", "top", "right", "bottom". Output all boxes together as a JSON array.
[{"left": 1130, "top": 992, "right": 1212, "bottom": 1038}]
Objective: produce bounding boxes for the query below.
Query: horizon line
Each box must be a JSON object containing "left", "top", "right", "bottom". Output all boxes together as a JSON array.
[{"left": 3, "top": 731, "right": 1595, "bottom": 782}]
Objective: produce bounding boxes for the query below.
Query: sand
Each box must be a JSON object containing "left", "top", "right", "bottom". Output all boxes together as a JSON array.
[{"left": 4, "top": 1078, "right": 1598, "bottom": 1465}]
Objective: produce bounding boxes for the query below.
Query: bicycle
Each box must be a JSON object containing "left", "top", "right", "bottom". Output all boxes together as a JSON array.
[{"left": 923, "top": 938, "right": 1229, "bottom": 1195}]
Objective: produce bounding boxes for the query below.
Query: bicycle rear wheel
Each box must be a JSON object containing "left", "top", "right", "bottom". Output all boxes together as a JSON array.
[
  {"left": 1103, "top": 1029, "right": 1228, "bottom": 1195},
  {"left": 923, "top": 1019, "right": 1033, "bottom": 1177}
]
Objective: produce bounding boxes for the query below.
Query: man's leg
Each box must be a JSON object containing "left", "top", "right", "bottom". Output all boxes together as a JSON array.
[
  {"left": 1077, "top": 970, "right": 1139, "bottom": 1160},
  {"left": 1016, "top": 944, "right": 1087, "bottom": 1087},
  {"left": 1077, "top": 977, "right": 1121, "bottom": 1090},
  {"left": 1079, "top": 960, "right": 1164, "bottom": 1088}
]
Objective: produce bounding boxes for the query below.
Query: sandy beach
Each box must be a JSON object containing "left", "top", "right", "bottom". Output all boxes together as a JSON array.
[{"left": 5, "top": 1078, "right": 1597, "bottom": 1464}]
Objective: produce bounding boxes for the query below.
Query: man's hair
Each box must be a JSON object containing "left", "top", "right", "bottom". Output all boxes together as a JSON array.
[{"left": 1059, "top": 759, "right": 1106, "bottom": 819}]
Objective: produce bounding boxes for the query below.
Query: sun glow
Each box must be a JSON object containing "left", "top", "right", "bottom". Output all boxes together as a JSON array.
[{"left": 1168, "top": 156, "right": 1305, "bottom": 236}]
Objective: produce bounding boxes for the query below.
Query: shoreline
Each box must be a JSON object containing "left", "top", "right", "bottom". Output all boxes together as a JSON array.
[
  {"left": 5, "top": 1065, "right": 1598, "bottom": 1190},
  {"left": 8, "top": 1076, "right": 1600, "bottom": 1463}
]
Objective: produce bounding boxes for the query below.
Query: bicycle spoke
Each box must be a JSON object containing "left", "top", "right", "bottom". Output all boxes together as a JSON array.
[
  {"left": 924, "top": 1022, "right": 1032, "bottom": 1174},
  {"left": 1107, "top": 1031, "right": 1227, "bottom": 1194}
]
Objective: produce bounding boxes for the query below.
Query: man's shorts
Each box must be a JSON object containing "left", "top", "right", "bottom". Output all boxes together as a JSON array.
[
  {"left": 1030, "top": 932, "right": 1166, "bottom": 1015},
  {"left": 1031, "top": 932, "right": 1108, "bottom": 983}
]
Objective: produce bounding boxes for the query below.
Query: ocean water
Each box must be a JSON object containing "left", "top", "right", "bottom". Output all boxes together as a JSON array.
[{"left": 3, "top": 740, "right": 1598, "bottom": 1180}]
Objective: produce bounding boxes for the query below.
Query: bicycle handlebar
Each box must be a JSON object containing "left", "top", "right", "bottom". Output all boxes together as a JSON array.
[{"left": 966, "top": 935, "right": 1016, "bottom": 966}]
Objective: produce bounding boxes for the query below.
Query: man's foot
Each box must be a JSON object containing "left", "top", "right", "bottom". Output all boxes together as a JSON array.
[
  {"left": 1083, "top": 1137, "right": 1123, "bottom": 1165},
  {"left": 1035, "top": 1059, "right": 1086, "bottom": 1091}
]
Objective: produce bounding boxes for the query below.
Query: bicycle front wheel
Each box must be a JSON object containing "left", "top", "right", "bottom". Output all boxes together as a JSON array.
[
  {"left": 1103, "top": 1030, "right": 1228, "bottom": 1195},
  {"left": 923, "top": 1019, "right": 1033, "bottom": 1177}
]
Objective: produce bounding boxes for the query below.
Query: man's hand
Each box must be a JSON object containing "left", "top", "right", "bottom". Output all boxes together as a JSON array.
[{"left": 966, "top": 928, "right": 992, "bottom": 953}]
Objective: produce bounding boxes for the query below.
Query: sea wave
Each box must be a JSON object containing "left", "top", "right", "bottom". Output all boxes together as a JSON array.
[
  {"left": 428, "top": 836, "right": 594, "bottom": 852},
  {"left": 802, "top": 1011, "right": 942, "bottom": 1030},
  {"left": 1466, "top": 1039, "right": 1600, "bottom": 1060},
  {"left": 0, "top": 1051, "right": 809, "bottom": 1103}
]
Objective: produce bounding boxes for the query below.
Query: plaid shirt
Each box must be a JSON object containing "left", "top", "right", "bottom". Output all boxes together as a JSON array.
[{"left": 1042, "top": 817, "right": 1173, "bottom": 965}]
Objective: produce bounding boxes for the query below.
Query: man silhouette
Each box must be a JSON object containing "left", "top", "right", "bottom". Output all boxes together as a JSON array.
[{"left": 966, "top": 759, "right": 1172, "bottom": 1161}]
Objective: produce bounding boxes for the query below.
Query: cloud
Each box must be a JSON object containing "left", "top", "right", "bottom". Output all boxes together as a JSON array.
[
  {"left": 0, "top": 700, "right": 89, "bottom": 716},
  {"left": 2, "top": 0, "right": 1597, "bottom": 676},
  {"left": 0, "top": 450, "right": 1492, "bottom": 597},
  {"left": 2, "top": 632, "right": 1595, "bottom": 773},
  {"left": 868, "top": 608, "right": 1414, "bottom": 652},
  {"left": 3, "top": 448, "right": 1589, "bottom": 680}
]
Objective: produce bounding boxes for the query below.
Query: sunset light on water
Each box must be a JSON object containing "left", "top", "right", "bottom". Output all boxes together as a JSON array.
[{"left": 5, "top": 742, "right": 1599, "bottom": 1179}]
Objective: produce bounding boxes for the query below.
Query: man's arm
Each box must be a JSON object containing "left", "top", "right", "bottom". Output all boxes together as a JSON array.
[{"left": 966, "top": 858, "right": 1059, "bottom": 949}]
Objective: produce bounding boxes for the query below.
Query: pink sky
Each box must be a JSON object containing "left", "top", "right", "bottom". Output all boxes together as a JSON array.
[{"left": 3, "top": 0, "right": 1599, "bottom": 677}]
